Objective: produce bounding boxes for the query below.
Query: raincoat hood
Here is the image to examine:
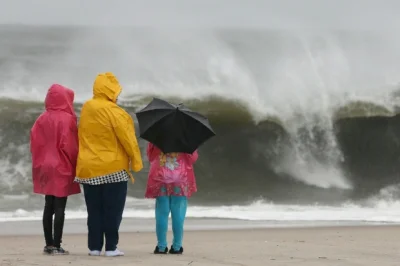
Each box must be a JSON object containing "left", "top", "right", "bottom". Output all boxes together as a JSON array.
[
  {"left": 31, "top": 83, "right": 80, "bottom": 197},
  {"left": 93, "top": 72, "right": 122, "bottom": 103},
  {"left": 45, "top": 84, "right": 75, "bottom": 116}
]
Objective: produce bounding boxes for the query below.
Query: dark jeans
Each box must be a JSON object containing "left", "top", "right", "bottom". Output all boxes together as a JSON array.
[
  {"left": 83, "top": 181, "right": 127, "bottom": 251},
  {"left": 43, "top": 195, "right": 68, "bottom": 248}
]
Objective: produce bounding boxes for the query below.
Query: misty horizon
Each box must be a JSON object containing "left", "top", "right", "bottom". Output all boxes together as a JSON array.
[{"left": 0, "top": 0, "right": 399, "bottom": 30}]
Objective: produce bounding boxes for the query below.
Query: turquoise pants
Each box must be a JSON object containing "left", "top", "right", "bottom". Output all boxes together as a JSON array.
[{"left": 155, "top": 195, "right": 187, "bottom": 251}]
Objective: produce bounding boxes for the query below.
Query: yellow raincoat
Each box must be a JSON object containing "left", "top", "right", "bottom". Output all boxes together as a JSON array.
[{"left": 76, "top": 72, "right": 143, "bottom": 182}]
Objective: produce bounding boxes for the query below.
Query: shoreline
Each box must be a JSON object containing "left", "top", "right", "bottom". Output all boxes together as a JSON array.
[{"left": 0, "top": 217, "right": 397, "bottom": 236}]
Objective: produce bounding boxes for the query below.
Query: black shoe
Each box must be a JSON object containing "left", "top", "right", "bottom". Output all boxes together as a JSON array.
[
  {"left": 169, "top": 246, "right": 183, "bottom": 254},
  {"left": 52, "top": 247, "right": 69, "bottom": 255},
  {"left": 43, "top": 246, "right": 54, "bottom": 255},
  {"left": 153, "top": 246, "right": 168, "bottom": 254}
]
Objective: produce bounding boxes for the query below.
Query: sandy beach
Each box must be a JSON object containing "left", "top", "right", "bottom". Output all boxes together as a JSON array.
[{"left": 0, "top": 220, "right": 399, "bottom": 266}]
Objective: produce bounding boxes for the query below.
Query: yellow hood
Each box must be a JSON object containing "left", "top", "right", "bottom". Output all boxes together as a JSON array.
[{"left": 93, "top": 72, "right": 122, "bottom": 102}]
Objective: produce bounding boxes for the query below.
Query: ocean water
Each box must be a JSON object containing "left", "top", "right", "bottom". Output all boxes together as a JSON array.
[{"left": 1, "top": 25, "right": 400, "bottom": 222}]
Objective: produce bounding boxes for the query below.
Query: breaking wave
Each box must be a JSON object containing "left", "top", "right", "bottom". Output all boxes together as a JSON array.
[{"left": 1, "top": 26, "right": 400, "bottom": 222}]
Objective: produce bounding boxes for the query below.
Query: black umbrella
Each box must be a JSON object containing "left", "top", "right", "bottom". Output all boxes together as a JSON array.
[{"left": 135, "top": 97, "right": 216, "bottom": 154}]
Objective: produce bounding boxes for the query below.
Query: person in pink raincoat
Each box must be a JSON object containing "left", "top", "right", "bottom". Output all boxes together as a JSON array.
[
  {"left": 145, "top": 143, "right": 198, "bottom": 255},
  {"left": 30, "top": 84, "right": 81, "bottom": 255}
]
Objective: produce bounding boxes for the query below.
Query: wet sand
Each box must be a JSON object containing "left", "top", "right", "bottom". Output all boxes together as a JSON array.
[{"left": 0, "top": 220, "right": 399, "bottom": 266}]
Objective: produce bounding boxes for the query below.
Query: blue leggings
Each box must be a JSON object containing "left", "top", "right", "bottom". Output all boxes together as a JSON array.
[{"left": 155, "top": 196, "right": 187, "bottom": 251}]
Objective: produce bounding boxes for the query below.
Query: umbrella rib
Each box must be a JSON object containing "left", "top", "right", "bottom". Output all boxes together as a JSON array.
[
  {"left": 181, "top": 110, "right": 208, "bottom": 120},
  {"left": 137, "top": 110, "right": 175, "bottom": 136},
  {"left": 176, "top": 110, "right": 216, "bottom": 151},
  {"left": 136, "top": 108, "right": 175, "bottom": 114},
  {"left": 180, "top": 110, "right": 215, "bottom": 133}
]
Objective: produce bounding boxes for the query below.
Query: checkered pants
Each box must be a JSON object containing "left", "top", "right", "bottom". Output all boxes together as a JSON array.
[{"left": 75, "top": 170, "right": 130, "bottom": 185}]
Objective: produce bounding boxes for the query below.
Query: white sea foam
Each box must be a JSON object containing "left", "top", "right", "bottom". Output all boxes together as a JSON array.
[
  {"left": 1, "top": 188, "right": 400, "bottom": 223},
  {"left": 1, "top": 199, "right": 400, "bottom": 223}
]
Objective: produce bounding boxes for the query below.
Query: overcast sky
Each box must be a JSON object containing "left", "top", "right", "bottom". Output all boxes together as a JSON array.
[{"left": 0, "top": 0, "right": 399, "bottom": 30}]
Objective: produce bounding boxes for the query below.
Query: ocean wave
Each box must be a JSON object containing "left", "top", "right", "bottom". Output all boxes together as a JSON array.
[
  {"left": 3, "top": 95, "right": 397, "bottom": 124},
  {"left": 1, "top": 97, "right": 400, "bottom": 206},
  {"left": 2, "top": 27, "right": 400, "bottom": 218}
]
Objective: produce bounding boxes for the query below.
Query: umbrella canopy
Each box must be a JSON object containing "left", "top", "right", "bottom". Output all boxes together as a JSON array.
[{"left": 135, "top": 98, "right": 215, "bottom": 154}]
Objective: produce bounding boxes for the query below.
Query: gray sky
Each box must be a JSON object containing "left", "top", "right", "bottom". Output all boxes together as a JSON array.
[{"left": 0, "top": 0, "right": 399, "bottom": 29}]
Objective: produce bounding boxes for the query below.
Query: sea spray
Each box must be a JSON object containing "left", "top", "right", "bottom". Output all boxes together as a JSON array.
[{"left": 0, "top": 27, "right": 400, "bottom": 221}]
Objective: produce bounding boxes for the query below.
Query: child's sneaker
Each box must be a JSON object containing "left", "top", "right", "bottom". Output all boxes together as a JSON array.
[
  {"left": 169, "top": 246, "right": 183, "bottom": 255},
  {"left": 43, "top": 246, "right": 54, "bottom": 255},
  {"left": 89, "top": 250, "right": 101, "bottom": 256},
  {"left": 105, "top": 249, "right": 124, "bottom": 257},
  {"left": 52, "top": 247, "right": 69, "bottom": 255},
  {"left": 153, "top": 246, "right": 168, "bottom": 254}
]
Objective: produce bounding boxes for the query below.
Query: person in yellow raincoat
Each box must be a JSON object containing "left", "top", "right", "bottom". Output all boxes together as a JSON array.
[{"left": 75, "top": 72, "right": 143, "bottom": 257}]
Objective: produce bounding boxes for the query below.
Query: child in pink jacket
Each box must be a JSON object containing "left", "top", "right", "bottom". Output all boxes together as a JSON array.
[
  {"left": 30, "top": 84, "right": 80, "bottom": 255},
  {"left": 145, "top": 143, "right": 198, "bottom": 255}
]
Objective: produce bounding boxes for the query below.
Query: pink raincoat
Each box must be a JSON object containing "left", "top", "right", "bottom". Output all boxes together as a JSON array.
[
  {"left": 145, "top": 143, "right": 198, "bottom": 198},
  {"left": 30, "top": 84, "right": 81, "bottom": 197}
]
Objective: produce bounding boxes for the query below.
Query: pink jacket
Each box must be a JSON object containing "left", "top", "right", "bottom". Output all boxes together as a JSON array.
[
  {"left": 30, "top": 84, "right": 81, "bottom": 197},
  {"left": 145, "top": 143, "right": 198, "bottom": 198}
]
